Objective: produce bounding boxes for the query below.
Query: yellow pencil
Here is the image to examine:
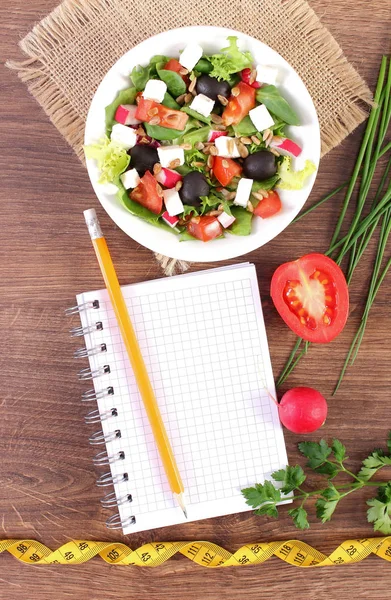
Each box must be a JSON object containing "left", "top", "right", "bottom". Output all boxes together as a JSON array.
[{"left": 84, "top": 209, "right": 187, "bottom": 517}]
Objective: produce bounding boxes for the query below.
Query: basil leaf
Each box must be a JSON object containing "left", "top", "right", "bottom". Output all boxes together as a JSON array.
[
  {"left": 182, "top": 125, "right": 211, "bottom": 146},
  {"left": 130, "top": 64, "right": 156, "bottom": 91},
  {"left": 144, "top": 122, "right": 184, "bottom": 141},
  {"left": 116, "top": 180, "right": 173, "bottom": 232},
  {"left": 157, "top": 68, "right": 186, "bottom": 97},
  {"left": 149, "top": 55, "right": 169, "bottom": 66},
  {"left": 256, "top": 85, "right": 299, "bottom": 126},
  {"left": 195, "top": 58, "right": 213, "bottom": 74},
  {"left": 233, "top": 115, "right": 257, "bottom": 136},
  {"left": 105, "top": 87, "right": 137, "bottom": 135},
  {"left": 252, "top": 175, "right": 280, "bottom": 193},
  {"left": 181, "top": 106, "right": 211, "bottom": 125},
  {"left": 162, "top": 92, "right": 180, "bottom": 109},
  {"left": 228, "top": 206, "right": 253, "bottom": 235}
]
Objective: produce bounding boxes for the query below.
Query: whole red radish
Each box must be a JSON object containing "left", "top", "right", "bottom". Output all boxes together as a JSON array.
[{"left": 278, "top": 387, "right": 327, "bottom": 434}]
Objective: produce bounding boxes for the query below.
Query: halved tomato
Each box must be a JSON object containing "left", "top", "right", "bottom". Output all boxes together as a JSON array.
[
  {"left": 135, "top": 97, "right": 189, "bottom": 130},
  {"left": 163, "top": 58, "right": 190, "bottom": 84},
  {"left": 254, "top": 190, "right": 282, "bottom": 218},
  {"left": 130, "top": 170, "right": 163, "bottom": 214},
  {"left": 187, "top": 215, "right": 223, "bottom": 242},
  {"left": 270, "top": 253, "right": 349, "bottom": 343},
  {"left": 213, "top": 156, "right": 242, "bottom": 187},
  {"left": 222, "top": 82, "right": 256, "bottom": 126}
]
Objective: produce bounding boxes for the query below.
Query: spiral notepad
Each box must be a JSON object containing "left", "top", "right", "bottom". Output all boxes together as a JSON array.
[{"left": 68, "top": 263, "right": 288, "bottom": 534}]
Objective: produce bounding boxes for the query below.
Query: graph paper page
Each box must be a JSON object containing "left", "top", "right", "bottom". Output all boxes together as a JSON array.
[{"left": 77, "top": 263, "right": 288, "bottom": 534}]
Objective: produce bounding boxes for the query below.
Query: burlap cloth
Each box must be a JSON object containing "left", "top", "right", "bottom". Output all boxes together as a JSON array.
[{"left": 7, "top": 0, "right": 372, "bottom": 274}]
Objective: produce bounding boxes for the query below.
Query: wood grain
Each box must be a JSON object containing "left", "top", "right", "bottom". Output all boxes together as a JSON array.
[{"left": 0, "top": 1, "right": 390, "bottom": 597}]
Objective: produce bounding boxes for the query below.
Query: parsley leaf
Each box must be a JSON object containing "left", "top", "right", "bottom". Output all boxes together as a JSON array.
[
  {"left": 298, "top": 439, "right": 332, "bottom": 468},
  {"left": 271, "top": 465, "right": 306, "bottom": 494},
  {"left": 288, "top": 507, "right": 309, "bottom": 530},
  {"left": 358, "top": 451, "right": 391, "bottom": 482},
  {"left": 367, "top": 483, "right": 391, "bottom": 534},
  {"left": 242, "top": 481, "right": 281, "bottom": 519},
  {"left": 313, "top": 462, "right": 339, "bottom": 479},
  {"left": 332, "top": 439, "right": 347, "bottom": 463},
  {"left": 315, "top": 498, "right": 339, "bottom": 523},
  {"left": 387, "top": 431, "right": 391, "bottom": 455}
]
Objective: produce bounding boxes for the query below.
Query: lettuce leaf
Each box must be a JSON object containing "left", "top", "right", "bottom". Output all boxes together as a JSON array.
[
  {"left": 115, "top": 179, "right": 174, "bottom": 233},
  {"left": 228, "top": 206, "right": 253, "bottom": 235},
  {"left": 84, "top": 137, "right": 130, "bottom": 184},
  {"left": 208, "top": 36, "right": 253, "bottom": 82},
  {"left": 105, "top": 87, "right": 137, "bottom": 135},
  {"left": 277, "top": 157, "right": 317, "bottom": 190}
]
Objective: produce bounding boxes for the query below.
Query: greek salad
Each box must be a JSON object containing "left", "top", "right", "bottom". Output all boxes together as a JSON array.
[{"left": 85, "top": 37, "right": 316, "bottom": 242}]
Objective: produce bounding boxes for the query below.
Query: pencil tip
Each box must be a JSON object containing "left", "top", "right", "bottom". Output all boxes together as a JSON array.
[
  {"left": 182, "top": 508, "right": 188, "bottom": 519},
  {"left": 175, "top": 492, "right": 188, "bottom": 518}
]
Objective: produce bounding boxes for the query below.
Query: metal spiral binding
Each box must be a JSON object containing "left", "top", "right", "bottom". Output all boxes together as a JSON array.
[
  {"left": 74, "top": 343, "right": 107, "bottom": 359},
  {"left": 67, "top": 299, "right": 134, "bottom": 531},
  {"left": 106, "top": 513, "right": 136, "bottom": 530},
  {"left": 70, "top": 321, "right": 103, "bottom": 337},
  {"left": 100, "top": 490, "right": 133, "bottom": 508},
  {"left": 96, "top": 472, "right": 128, "bottom": 487},
  {"left": 78, "top": 365, "right": 110, "bottom": 381},
  {"left": 89, "top": 429, "right": 121, "bottom": 446},
  {"left": 81, "top": 386, "right": 114, "bottom": 402},
  {"left": 84, "top": 407, "right": 118, "bottom": 425},
  {"left": 65, "top": 299, "right": 99, "bottom": 316},
  {"left": 93, "top": 450, "right": 125, "bottom": 466}
]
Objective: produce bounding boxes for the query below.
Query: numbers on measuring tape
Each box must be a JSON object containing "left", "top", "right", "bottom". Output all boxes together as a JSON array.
[
  {"left": 345, "top": 545, "right": 357, "bottom": 557},
  {"left": 293, "top": 552, "right": 306, "bottom": 565},
  {"left": 141, "top": 552, "right": 151, "bottom": 563},
  {"left": 64, "top": 551, "right": 74, "bottom": 561},
  {"left": 333, "top": 557, "right": 344, "bottom": 564},
  {"left": 154, "top": 543, "right": 165, "bottom": 552},
  {"left": 201, "top": 551, "right": 214, "bottom": 565},
  {"left": 107, "top": 549, "right": 120, "bottom": 561},
  {"left": 29, "top": 553, "right": 40, "bottom": 562},
  {"left": 186, "top": 544, "right": 200, "bottom": 558},
  {"left": 78, "top": 542, "right": 89, "bottom": 551},
  {"left": 385, "top": 545, "right": 391, "bottom": 557},
  {"left": 16, "top": 544, "right": 28, "bottom": 554},
  {"left": 237, "top": 555, "right": 250, "bottom": 564},
  {"left": 250, "top": 544, "right": 261, "bottom": 554},
  {"left": 279, "top": 544, "right": 292, "bottom": 558}
]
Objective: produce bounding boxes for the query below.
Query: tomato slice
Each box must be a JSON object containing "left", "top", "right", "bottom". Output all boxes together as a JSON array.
[
  {"left": 187, "top": 216, "right": 223, "bottom": 242},
  {"left": 254, "top": 190, "right": 282, "bottom": 218},
  {"left": 222, "top": 82, "right": 256, "bottom": 126},
  {"left": 213, "top": 156, "right": 242, "bottom": 187},
  {"left": 270, "top": 253, "right": 349, "bottom": 343},
  {"left": 163, "top": 58, "right": 190, "bottom": 84},
  {"left": 135, "top": 97, "right": 189, "bottom": 130},
  {"left": 130, "top": 170, "right": 163, "bottom": 215}
]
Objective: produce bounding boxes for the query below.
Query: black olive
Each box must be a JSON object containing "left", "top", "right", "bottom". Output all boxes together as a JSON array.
[
  {"left": 129, "top": 145, "right": 159, "bottom": 176},
  {"left": 242, "top": 151, "right": 277, "bottom": 181},
  {"left": 179, "top": 171, "right": 210, "bottom": 207},
  {"left": 195, "top": 75, "right": 231, "bottom": 102}
]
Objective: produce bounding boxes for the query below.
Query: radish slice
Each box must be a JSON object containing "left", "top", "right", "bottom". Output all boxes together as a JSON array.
[
  {"left": 269, "top": 137, "right": 302, "bottom": 158},
  {"left": 114, "top": 104, "right": 141, "bottom": 126},
  {"left": 162, "top": 211, "right": 179, "bottom": 228},
  {"left": 207, "top": 130, "right": 228, "bottom": 143},
  {"left": 155, "top": 168, "right": 182, "bottom": 188}
]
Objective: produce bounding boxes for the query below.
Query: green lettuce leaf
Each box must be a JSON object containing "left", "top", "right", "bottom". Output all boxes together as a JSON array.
[
  {"left": 208, "top": 36, "right": 253, "bottom": 82},
  {"left": 181, "top": 106, "right": 211, "bottom": 125},
  {"left": 228, "top": 206, "right": 253, "bottom": 235},
  {"left": 84, "top": 137, "right": 130, "bottom": 184},
  {"left": 182, "top": 125, "right": 211, "bottom": 146},
  {"left": 277, "top": 157, "right": 317, "bottom": 190},
  {"left": 233, "top": 115, "right": 257, "bottom": 137},
  {"left": 105, "top": 87, "right": 138, "bottom": 135},
  {"left": 157, "top": 68, "right": 186, "bottom": 97},
  {"left": 194, "top": 58, "right": 213, "bottom": 74},
  {"left": 162, "top": 92, "right": 180, "bottom": 109},
  {"left": 252, "top": 175, "right": 280, "bottom": 193},
  {"left": 256, "top": 85, "right": 299, "bottom": 126},
  {"left": 144, "top": 122, "right": 184, "bottom": 140},
  {"left": 116, "top": 180, "right": 174, "bottom": 233}
]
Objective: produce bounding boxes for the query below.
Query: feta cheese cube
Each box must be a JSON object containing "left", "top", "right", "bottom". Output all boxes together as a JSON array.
[
  {"left": 163, "top": 188, "right": 184, "bottom": 216},
  {"left": 234, "top": 178, "right": 253, "bottom": 208},
  {"left": 179, "top": 43, "right": 203, "bottom": 71},
  {"left": 120, "top": 168, "right": 141, "bottom": 190},
  {"left": 162, "top": 211, "right": 179, "bottom": 228},
  {"left": 110, "top": 123, "right": 137, "bottom": 150},
  {"left": 249, "top": 104, "right": 275, "bottom": 132},
  {"left": 215, "top": 136, "right": 240, "bottom": 158},
  {"left": 190, "top": 93, "right": 215, "bottom": 118},
  {"left": 255, "top": 65, "right": 279, "bottom": 85},
  {"left": 143, "top": 79, "right": 167, "bottom": 103},
  {"left": 217, "top": 211, "right": 236, "bottom": 228},
  {"left": 97, "top": 182, "right": 119, "bottom": 195},
  {"left": 157, "top": 145, "right": 185, "bottom": 168}
]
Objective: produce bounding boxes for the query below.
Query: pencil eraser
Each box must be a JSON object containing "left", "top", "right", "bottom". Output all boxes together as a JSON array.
[{"left": 84, "top": 209, "right": 102, "bottom": 240}]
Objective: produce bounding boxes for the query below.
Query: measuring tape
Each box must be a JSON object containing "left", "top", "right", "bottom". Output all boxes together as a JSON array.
[{"left": 1, "top": 537, "right": 391, "bottom": 567}]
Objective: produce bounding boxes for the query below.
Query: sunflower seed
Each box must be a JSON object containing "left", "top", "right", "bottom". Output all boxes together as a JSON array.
[
  {"left": 207, "top": 155, "right": 214, "bottom": 168},
  {"left": 184, "top": 93, "right": 193, "bottom": 104},
  {"left": 227, "top": 139, "right": 235, "bottom": 155},
  {"left": 176, "top": 93, "right": 186, "bottom": 104},
  {"left": 175, "top": 181, "right": 183, "bottom": 191},
  {"left": 249, "top": 70, "right": 257, "bottom": 85},
  {"left": 231, "top": 87, "right": 240, "bottom": 97},
  {"left": 180, "top": 143, "right": 192, "bottom": 150},
  {"left": 214, "top": 124, "right": 227, "bottom": 131},
  {"left": 209, "top": 168, "right": 214, "bottom": 178},
  {"left": 252, "top": 190, "right": 268, "bottom": 201},
  {"left": 179, "top": 67, "right": 189, "bottom": 75},
  {"left": 189, "top": 78, "right": 197, "bottom": 94},
  {"left": 195, "top": 142, "right": 205, "bottom": 150},
  {"left": 251, "top": 135, "right": 261, "bottom": 145},
  {"left": 221, "top": 188, "right": 230, "bottom": 197},
  {"left": 247, "top": 201, "right": 254, "bottom": 213},
  {"left": 269, "top": 148, "right": 280, "bottom": 157},
  {"left": 153, "top": 163, "right": 162, "bottom": 175},
  {"left": 208, "top": 210, "right": 223, "bottom": 216},
  {"left": 139, "top": 137, "right": 149, "bottom": 144},
  {"left": 222, "top": 159, "right": 229, "bottom": 168},
  {"left": 227, "top": 191, "right": 237, "bottom": 200},
  {"left": 190, "top": 216, "right": 201, "bottom": 224},
  {"left": 217, "top": 94, "right": 229, "bottom": 106},
  {"left": 136, "top": 126, "right": 146, "bottom": 136},
  {"left": 240, "top": 137, "right": 252, "bottom": 145},
  {"left": 135, "top": 95, "right": 141, "bottom": 104},
  {"left": 168, "top": 159, "right": 181, "bottom": 169},
  {"left": 149, "top": 116, "right": 161, "bottom": 125},
  {"left": 262, "top": 128, "right": 271, "bottom": 142},
  {"left": 156, "top": 183, "right": 163, "bottom": 196},
  {"left": 211, "top": 113, "right": 223, "bottom": 125},
  {"left": 148, "top": 107, "right": 159, "bottom": 117},
  {"left": 237, "top": 142, "right": 249, "bottom": 158},
  {"left": 193, "top": 161, "right": 205, "bottom": 167},
  {"left": 209, "top": 145, "right": 218, "bottom": 156}
]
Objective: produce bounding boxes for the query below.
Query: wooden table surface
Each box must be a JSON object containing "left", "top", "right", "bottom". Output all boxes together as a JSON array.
[{"left": 1, "top": 0, "right": 390, "bottom": 597}]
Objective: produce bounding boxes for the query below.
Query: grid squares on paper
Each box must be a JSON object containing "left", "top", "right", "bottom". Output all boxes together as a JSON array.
[{"left": 79, "top": 268, "right": 286, "bottom": 523}]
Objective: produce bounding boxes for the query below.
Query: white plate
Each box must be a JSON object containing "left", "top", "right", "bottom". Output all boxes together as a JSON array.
[{"left": 85, "top": 26, "right": 320, "bottom": 262}]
